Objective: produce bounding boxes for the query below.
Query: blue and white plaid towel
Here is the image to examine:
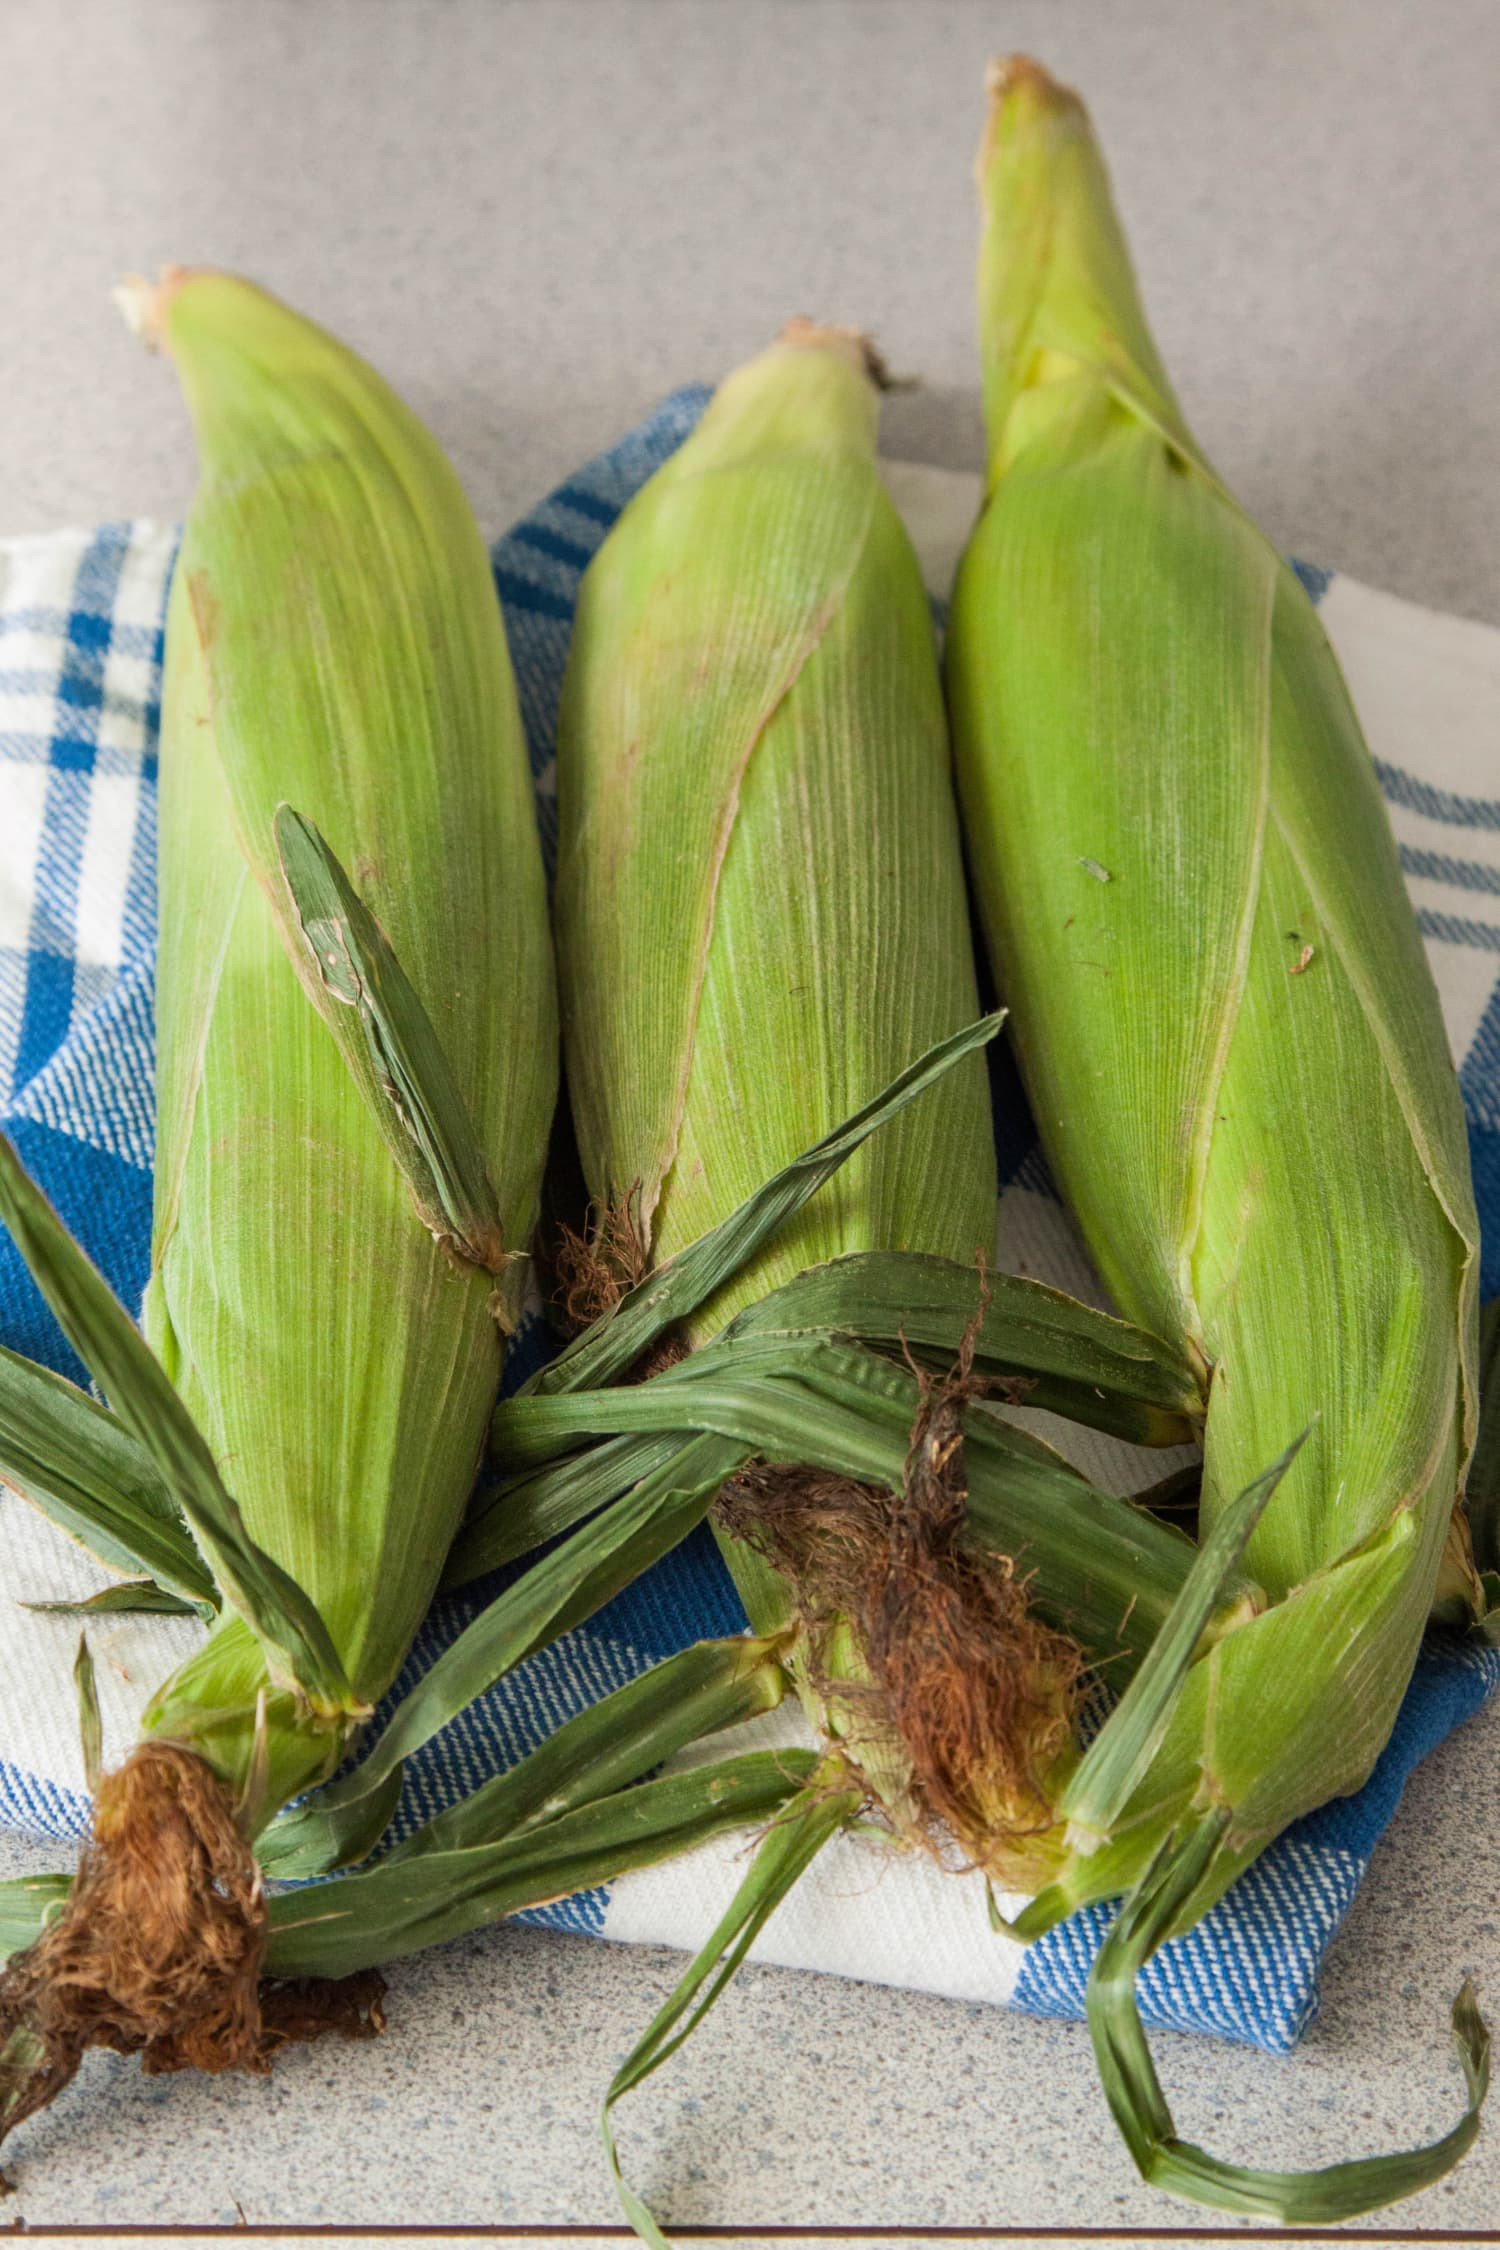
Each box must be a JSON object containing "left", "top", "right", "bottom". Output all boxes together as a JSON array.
[{"left": 1, "top": 392, "right": 1496, "bottom": 2055}]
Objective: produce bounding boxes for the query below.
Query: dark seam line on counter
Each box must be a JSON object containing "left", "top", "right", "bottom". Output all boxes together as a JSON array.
[{"left": 5, "top": 2227, "right": 1499, "bottom": 2243}]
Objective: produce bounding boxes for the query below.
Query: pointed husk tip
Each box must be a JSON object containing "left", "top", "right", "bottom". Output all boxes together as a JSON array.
[
  {"left": 978, "top": 55, "right": 1090, "bottom": 183},
  {"left": 983, "top": 52, "right": 1086, "bottom": 114}
]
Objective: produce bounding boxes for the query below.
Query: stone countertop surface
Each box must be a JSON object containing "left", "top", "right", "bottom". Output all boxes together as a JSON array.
[{"left": 2, "top": 0, "right": 1498, "bottom": 2235}]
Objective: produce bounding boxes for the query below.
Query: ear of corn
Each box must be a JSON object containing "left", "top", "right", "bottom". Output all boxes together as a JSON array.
[
  {"left": 946, "top": 60, "right": 1482, "bottom": 1912},
  {"left": 130, "top": 270, "right": 556, "bottom": 1808},
  {"left": 554, "top": 326, "right": 1016, "bottom": 1834},
  {"left": 944, "top": 56, "right": 1487, "bottom": 2215},
  {"left": 555, "top": 325, "right": 1084, "bottom": 1846}
]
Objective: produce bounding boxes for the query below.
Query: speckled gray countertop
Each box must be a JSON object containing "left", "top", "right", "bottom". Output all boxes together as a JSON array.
[{"left": 2, "top": 0, "right": 1498, "bottom": 2236}]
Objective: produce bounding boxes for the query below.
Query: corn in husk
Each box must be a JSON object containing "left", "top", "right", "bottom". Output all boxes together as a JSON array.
[
  {"left": 944, "top": 58, "right": 1488, "bottom": 2213},
  {"left": 141, "top": 271, "right": 561, "bottom": 1798},
  {"left": 554, "top": 322, "right": 1020, "bottom": 1826},
  {"left": 0, "top": 269, "right": 557, "bottom": 2123}
]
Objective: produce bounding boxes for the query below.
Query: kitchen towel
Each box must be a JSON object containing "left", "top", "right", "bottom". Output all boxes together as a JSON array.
[{"left": 1, "top": 387, "right": 1496, "bottom": 2055}]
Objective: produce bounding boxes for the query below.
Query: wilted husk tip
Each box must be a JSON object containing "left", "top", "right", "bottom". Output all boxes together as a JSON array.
[
  {"left": 978, "top": 55, "right": 1088, "bottom": 182},
  {"left": 982, "top": 52, "right": 1086, "bottom": 115},
  {"left": 113, "top": 265, "right": 200, "bottom": 354},
  {"left": 776, "top": 316, "right": 893, "bottom": 392}
]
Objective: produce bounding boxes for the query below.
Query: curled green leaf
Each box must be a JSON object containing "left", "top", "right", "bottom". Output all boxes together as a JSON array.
[
  {"left": 1087, "top": 1811, "right": 1490, "bottom": 2218},
  {"left": 602, "top": 1761, "right": 864, "bottom": 2250},
  {"left": 726, "top": 1249, "right": 1201, "bottom": 1444},
  {"left": 0, "top": 1343, "right": 217, "bottom": 1610}
]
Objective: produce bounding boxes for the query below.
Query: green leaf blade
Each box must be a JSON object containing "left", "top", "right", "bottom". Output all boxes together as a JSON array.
[
  {"left": 388, "top": 1632, "right": 791, "bottom": 1866},
  {"left": 24, "top": 1580, "right": 208, "bottom": 1620},
  {"left": 492, "top": 1331, "right": 1204, "bottom": 1669},
  {"left": 1058, "top": 1433, "right": 1304, "bottom": 1839},
  {"left": 260, "top": 1632, "right": 789, "bottom": 1881},
  {"left": 449, "top": 1431, "right": 693, "bottom": 1588},
  {"left": 0, "top": 1875, "right": 72, "bottom": 1969},
  {"left": 265, "top": 1748, "right": 817, "bottom": 1981},
  {"left": 601, "top": 1763, "right": 863, "bottom": 2249},
  {"left": 285, "top": 1430, "right": 747, "bottom": 1851},
  {"left": 273, "top": 806, "right": 507, "bottom": 1273},
  {"left": 0, "top": 1342, "right": 218, "bottom": 1608},
  {"left": 0, "top": 1133, "right": 351, "bottom": 1713},
  {"left": 725, "top": 1249, "right": 1201, "bottom": 1444},
  {"left": 1087, "top": 1812, "right": 1490, "bottom": 2220},
  {"left": 525, "top": 1016, "right": 1003, "bottom": 1402}
]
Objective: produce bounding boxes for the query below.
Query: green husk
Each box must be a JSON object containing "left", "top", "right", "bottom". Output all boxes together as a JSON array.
[
  {"left": 0, "top": 1647, "right": 807, "bottom": 1985},
  {"left": 557, "top": 323, "right": 998, "bottom": 1340},
  {"left": 0, "top": 267, "right": 555, "bottom": 2142},
  {"left": 524, "top": 1015, "right": 1002, "bottom": 1404},
  {"left": 946, "top": 50, "right": 1482, "bottom": 1921},
  {"left": 134, "top": 270, "right": 555, "bottom": 1810}
]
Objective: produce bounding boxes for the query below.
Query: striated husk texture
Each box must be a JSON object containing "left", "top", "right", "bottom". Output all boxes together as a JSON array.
[{"left": 945, "top": 61, "right": 1482, "bottom": 1925}]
